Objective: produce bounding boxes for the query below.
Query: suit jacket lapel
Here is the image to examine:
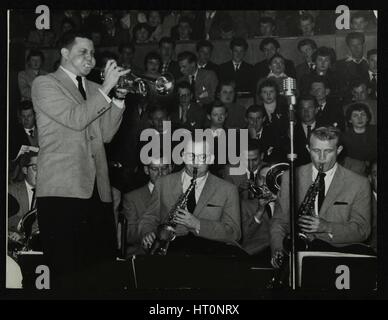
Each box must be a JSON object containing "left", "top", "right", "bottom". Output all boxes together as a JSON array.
[
  {"left": 297, "top": 165, "right": 312, "bottom": 206},
  {"left": 52, "top": 68, "right": 85, "bottom": 103},
  {"left": 319, "top": 165, "right": 345, "bottom": 216},
  {"left": 193, "top": 173, "right": 217, "bottom": 217}
]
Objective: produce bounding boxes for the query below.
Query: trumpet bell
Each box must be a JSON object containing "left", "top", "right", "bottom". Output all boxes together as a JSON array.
[{"left": 265, "top": 162, "right": 289, "bottom": 195}]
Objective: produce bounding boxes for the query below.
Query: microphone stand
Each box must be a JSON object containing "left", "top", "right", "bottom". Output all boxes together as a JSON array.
[{"left": 284, "top": 79, "right": 298, "bottom": 290}]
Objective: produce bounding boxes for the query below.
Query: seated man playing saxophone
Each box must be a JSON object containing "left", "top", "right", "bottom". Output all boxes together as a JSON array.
[
  {"left": 139, "top": 138, "right": 241, "bottom": 254},
  {"left": 270, "top": 126, "right": 372, "bottom": 267}
]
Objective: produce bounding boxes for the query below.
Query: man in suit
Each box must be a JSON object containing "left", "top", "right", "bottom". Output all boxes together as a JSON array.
[
  {"left": 158, "top": 37, "right": 182, "bottom": 80},
  {"left": 170, "top": 81, "right": 207, "bottom": 131},
  {"left": 8, "top": 151, "right": 38, "bottom": 242},
  {"left": 196, "top": 40, "right": 220, "bottom": 78},
  {"left": 270, "top": 126, "right": 371, "bottom": 267},
  {"left": 9, "top": 100, "right": 39, "bottom": 161},
  {"left": 366, "top": 49, "right": 377, "bottom": 100},
  {"left": 336, "top": 32, "right": 369, "bottom": 100},
  {"left": 31, "top": 31, "right": 131, "bottom": 290},
  {"left": 140, "top": 138, "right": 241, "bottom": 253},
  {"left": 295, "top": 39, "right": 317, "bottom": 84},
  {"left": 309, "top": 76, "right": 345, "bottom": 131},
  {"left": 253, "top": 38, "right": 296, "bottom": 86},
  {"left": 177, "top": 51, "right": 218, "bottom": 106},
  {"left": 219, "top": 37, "right": 254, "bottom": 94},
  {"left": 100, "top": 12, "right": 129, "bottom": 47},
  {"left": 293, "top": 95, "right": 322, "bottom": 167},
  {"left": 121, "top": 157, "right": 173, "bottom": 256},
  {"left": 367, "top": 160, "right": 377, "bottom": 252}
]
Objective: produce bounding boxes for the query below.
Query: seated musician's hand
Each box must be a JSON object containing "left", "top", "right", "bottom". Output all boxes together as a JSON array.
[
  {"left": 298, "top": 216, "right": 329, "bottom": 233},
  {"left": 174, "top": 209, "right": 200, "bottom": 230},
  {"left": 9, "top": 232, "right": 23, "bottom": 242},
  {"left": 271, "top": 249, "right": 284, "bottom": 269},
  {"left": 142, "top": 232, "right": 156, "bottom": 250}
]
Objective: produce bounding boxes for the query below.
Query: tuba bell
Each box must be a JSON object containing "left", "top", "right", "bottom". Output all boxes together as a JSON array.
[{"left": 100, "top": 64, "right": 175, "bottom": 97}]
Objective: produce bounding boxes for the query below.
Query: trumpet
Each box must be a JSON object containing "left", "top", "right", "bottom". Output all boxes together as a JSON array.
[{"left": 100, "top": 66, "right": 175, "bottom": 97}]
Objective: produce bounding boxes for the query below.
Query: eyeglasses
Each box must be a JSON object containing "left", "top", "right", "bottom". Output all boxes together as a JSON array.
[
  {"left": 26, "top": 164, "right": 37, "bottom": 171},
  {"left": 183, "top": 152, "right": 209, "bottom": 163},
  {"left": 103, "top": 17, "right": 114, "bottom": 22}
]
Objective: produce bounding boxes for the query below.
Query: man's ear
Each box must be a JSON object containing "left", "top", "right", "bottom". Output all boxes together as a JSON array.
[
  {"left": 207, "top": 114, "right": 211, "bottom": 121},
  {"left": 60, "top": 48, "right": 69, "bottom": 60},
  {"left": 325, "top": 88, "right": 331, "bottom": 96},
  {"left": 337, "top": 145, "right": 343, "bottom": 155},
  {"left": 22, "top": 167, "right": 27, "bottom": 176},
  {"left": 144, "top": 166, "right": 149, "bottom": 176}
]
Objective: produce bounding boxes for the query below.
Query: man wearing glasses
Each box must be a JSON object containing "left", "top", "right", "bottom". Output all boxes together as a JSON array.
[
  {"left": 139, "top": 138, "right": 241, "bottom": 254},
  {"left": 8, "top": 151, "right": 38, "bottom": 247},
  {"left": 121, "top": 157, "right": 173, "bottom": 256}
]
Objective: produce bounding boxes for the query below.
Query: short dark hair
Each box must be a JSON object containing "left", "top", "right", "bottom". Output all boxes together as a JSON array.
[
  {"left": 196, "top": 39, "right": 213, "bottom": 52},
  {"left": 312, "top": 46, "right": 336, "bottom": 64},
  {"left": 207, "top": 100, "right": 227, "bottom": 115},
  {"left": 245, "top": 104, "right": 266, "bottom": 118},
  {"left": 176, "top": 80, "right": 193, "bottom": 93},
  {"left": 61, "top": 17, "right": 76, "bottom": 30},
  {"left": 346, "top": 32, "right": 365, "bottom": 46},
  {"left": 58, "top": 30, "right": 92, "bottom": 50},
  {"left": 133, "top": 23, "right": 151, "bottom": 37},
  {"left": 367, "top": 48, "right": 377, "bottom": 59},
  {"left": 144, "top": 51, "right": 162, "bottom": 68},
  {"left": 268, "top": 53, "right": 285, "bottom": 65},
  {"left": 260, "top": 17, "right": 275, "bottom": 26},
  {"left": 309, "top": 75, "right": 330, "bottom": 90},
  {"left": 19, "top": 151, "right": 38, "bottom": 168},
  {"left": 148, "top": 104, "right": 169, "bottom": 119},
  {"left": 26, "top": 49, "right": 45, "bottom": 63},
  {"left": 118, "top": 42, "right": 135, "bottom": 54},
  {"left": 299, "top": 13, "right": 314, "bottom": 23},
  {"left": 19, "top": 100, "right": 34, "bottom": 113},
  {"left": 159, "top": 37, "right": 176, "bottom": 49},
  {"left": 229, "top": 37, "right": 248, "bottom": 51},
  {"left": 297, "top": 38, "right": 317, "bottom": 51},
  {"left": 260, "top": 37, "right": 280, "bottom": 51},
  {"left": 248, "top": 138, "right": 263, "bottom": 154},
  {"left": 177, "top": 51, "right": 197, "bottom": 64},
  {"left": 257, "top": 78, "right": 279, "bottom": 96},
  {"left": 298, "top": 95, "right": 318, "bottom": 109},
  {"left": 345, "top": 102, "right": 372, "bottom": 124},
  {"left": 178, "top": 17, "right": 192, "bottom": 27},
  {"left": 351, "top": 11, "right": 368, "bottom": 23},
  {"left": 350, "top": 77, "right": 368, "bottom": 89},
  {"left": 310, "top": 126, "right": 342, "bottom": 147}
]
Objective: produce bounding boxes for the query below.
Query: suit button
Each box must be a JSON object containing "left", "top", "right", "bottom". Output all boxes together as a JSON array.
[
  {"left": 90, "top": 136, "right": 94, "bottom": 140},
  {"left": 91, "top": 154, "right": 95, "bottom": 158}
]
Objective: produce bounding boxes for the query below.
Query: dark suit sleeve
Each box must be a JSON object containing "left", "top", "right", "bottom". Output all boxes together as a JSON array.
[
  {"left": 199, "top": 70, "right": 219, "bottom": 105},
  {"left": 138, "top": 179, "right": 162, "bottom": 238},
  {"left": 121, "top": 192, "right": 141, "bottom": 245},
  {"left": 198, "top": 183, "right": 241, "bottom": 242},
  {"left": 31, "top": 75, "right": 114, "bottom": 131},
  {"left": 323, "top": 177, "right": 371, "bottom": 244}
]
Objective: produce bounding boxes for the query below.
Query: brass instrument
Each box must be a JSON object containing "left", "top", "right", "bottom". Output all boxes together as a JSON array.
[
  {"left": 149, "top": 168, "right": 198, "bottom": 256},
  {"left": 248, "top": 163, "right": 289, "bottom": 205},
  {"left": 100, "top": 66, "right": 175, "bottom": 97}
]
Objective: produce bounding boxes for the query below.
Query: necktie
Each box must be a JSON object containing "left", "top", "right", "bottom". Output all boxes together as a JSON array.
[
  {"left": 317, "top": 172, "right": 326, "bottom": 213},
  {"left": 248, "top": 171, "right": 255, "bottom": 200},
  {"left": 370, "top": 73, "right": 377, "bottom": 98},
  {"left": 186, "top": 180, "right": 197, "bottom": 214},
  {"left": 307, "top": 125, "right": 312, "bottom": 140},
  {"left": 234, "top": 63, "right": 240, "bottom": 72},
  {"left": 181, "top": 106, "right": 188, "bottom": 123},
  {"left": 30, "top": 188, "right": 36, "bottom": 211},
  {"left": 190, "top": 75, "right": 196, "bottom": 101},
  {"left": 161, "top": 62, "right": 168, "bottom": 74},
  {"left": 309, "top": 63, "right": 315, "bottom": 72},
  {"left": 76, "top": 76, "right": 87, "bottom": 100},
  {"left": 28, "top": 129, "right": 34, "bottom": 138}
]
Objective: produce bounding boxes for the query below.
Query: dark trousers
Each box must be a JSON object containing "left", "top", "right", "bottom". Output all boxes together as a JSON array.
[{"left": 37, "top": 186, "right": 117, "bottom": 291}]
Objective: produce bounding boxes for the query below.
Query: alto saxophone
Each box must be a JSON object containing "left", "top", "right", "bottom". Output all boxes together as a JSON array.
[{"left": 149, "top": 168, "right": 198, "bottom": 255}]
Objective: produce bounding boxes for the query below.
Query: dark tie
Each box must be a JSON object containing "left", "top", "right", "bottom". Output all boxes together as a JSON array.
[
  {"left": 309, "top": 63, "right": 315, "bottom": 72},
  {"left": 317, "top": 172, "right": 326, "bottom": 213},
  {"left": 76, "top": 76, "right": 87, "bottom": 100},
  {"left": 161, "top": 62, "right": 168, "bottom": 74},
  {"left": 30, "top": 188, "right": 36, "bottom": 211},
  {"left": 234, "top": 63, "right": 240, "bottom": 72},
  {"left": 28, "top": 129, "right": 34, "bottom": 138},
  {"left": 307, "top": 125, "right": 312, "bottom": 140},
  {"left": 190, "top": 75, "right": 196, "bottom": 101},
  {"left": 248, "top": 171, "right": 255, "bottom": 200},
  {"left": 186, "top": 180, "right": 197, "bottom": 214},
  {"left": 370, "top": 73, "right": 377, "bottom": 98}
]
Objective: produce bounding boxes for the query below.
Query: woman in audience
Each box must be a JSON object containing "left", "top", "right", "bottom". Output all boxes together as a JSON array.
[
  {"left": 342, "top": 102, "right": 377, "bottom": 176},
  {"left": 133, "top": 22, "right": 152, "bottom": 44},
  {"left": 146, "top": 10, "right": 164, "bottom": 42}
]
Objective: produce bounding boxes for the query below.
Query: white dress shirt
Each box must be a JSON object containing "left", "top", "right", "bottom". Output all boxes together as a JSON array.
[
  {"left": 60, "top": 65, "right": 124, "bottom": 109},
  {"left": 182, "top": 170, "right": 208, "bottom": 203},
  {"left": 368, "top": 70, "right": 377, "bottom": 81},
  {"left": 312, "top": 163, "right": 337, "bottom": 215},
  {"left": 148, "top": 181, "right": 155, "bottom": 194},
  {"left": 24, "top": 126, "right": 36, "bottom": 137},
  {"left": 24, "top": 179, "right": 35, "bottom": 210}
]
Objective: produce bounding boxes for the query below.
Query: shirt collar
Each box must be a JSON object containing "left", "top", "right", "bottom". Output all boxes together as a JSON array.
[
  {"left": 268, "top": 71, "right": 287, "bottom": 78},
  {"left": 60, "top": 65, "right": 85, "bottom": 88},
  {"left": 346, "top": 56, "right": 367, "bottom": 64},
  {"left": 148, "top": 181, "right": 154, "bottom": 194},
  {"left": 182, "top": 170, "right": 208, "bottom": 186},
  {"left": 233, "top": 61, "right": 242, "bottom": 68},
  {"left": 302, "top": 121, "right": 316, "bottom": 129},
  {"left": 246, "top": 168, "right": 259, "bottom": 176},
  {"left": 368, "top": 70, "right": 377, "bottom": 78},
  {"left": 190, "top": 68, "right": 199, "bottom": 80},
  {"left": 312, "top": 163, "right": 337, "bottom": 181},
  {"left": 24, "top": 179, "right": 34, "bottom": 192},
  {"left": 206, "top": 11, "right": 216, "bottom": 19},
  {"left": 373, "top": 191, "right": 377, "bottom": 200}
]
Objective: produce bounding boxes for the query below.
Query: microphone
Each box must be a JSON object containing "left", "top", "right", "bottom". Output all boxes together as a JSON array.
[{"left": 282, "top": 77, "right": 297, "bottom": 105}]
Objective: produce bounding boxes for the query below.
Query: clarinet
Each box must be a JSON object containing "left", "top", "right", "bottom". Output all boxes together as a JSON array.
[{"left": 149, "top": 168, "right": 197, "bottom": 255}]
